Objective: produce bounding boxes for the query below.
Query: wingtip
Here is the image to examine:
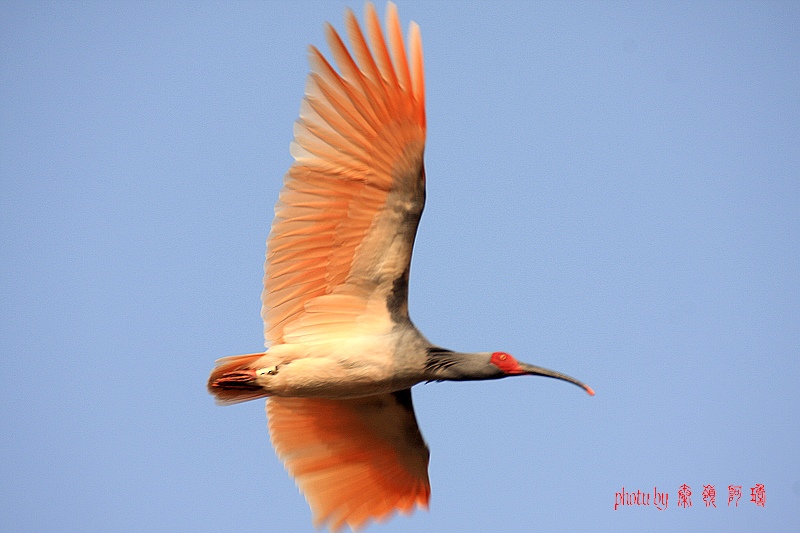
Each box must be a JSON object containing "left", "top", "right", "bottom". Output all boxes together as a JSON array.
[{"left": 408, "top": 20, "right": 425, "bottom": 129}]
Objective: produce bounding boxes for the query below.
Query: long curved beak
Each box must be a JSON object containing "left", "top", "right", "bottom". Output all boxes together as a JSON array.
[{"left": 517, "top": 362, "right": 595, "bottom": 396}]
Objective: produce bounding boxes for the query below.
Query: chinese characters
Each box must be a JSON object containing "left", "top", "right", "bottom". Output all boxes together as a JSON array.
[{"left": 614, "top": 484, "right": 764, "bottom": 510}]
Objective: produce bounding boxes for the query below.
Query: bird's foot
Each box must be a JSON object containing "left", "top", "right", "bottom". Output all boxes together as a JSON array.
[{"left": 258, "top": 366, "right": 279, "bottom": 376}]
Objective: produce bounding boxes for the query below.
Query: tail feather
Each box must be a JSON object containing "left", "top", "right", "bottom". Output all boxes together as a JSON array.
[{"left": 207, "top": 352, "right": 269, "bottom": 404}]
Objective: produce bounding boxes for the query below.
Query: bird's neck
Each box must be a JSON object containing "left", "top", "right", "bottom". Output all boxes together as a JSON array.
[{"left": 423, "top": 348, "right": 500, "bottom": 382}]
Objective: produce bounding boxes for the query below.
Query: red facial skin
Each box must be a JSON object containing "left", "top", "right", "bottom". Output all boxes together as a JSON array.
[
  {"left": 490, "top": 351, "right": 596, "bottom": 395},
  {"left": 490, "top": 351, "right": 523, "bottom": 374}
]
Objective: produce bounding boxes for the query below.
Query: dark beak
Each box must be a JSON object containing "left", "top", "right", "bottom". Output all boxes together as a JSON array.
[{"left": 517, "top": 362, "right": 595, "bottom": 396}]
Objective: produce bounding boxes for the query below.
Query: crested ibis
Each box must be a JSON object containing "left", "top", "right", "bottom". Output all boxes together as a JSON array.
[{"left": 208, "top": 2, "right": 594, "bottom": 530}]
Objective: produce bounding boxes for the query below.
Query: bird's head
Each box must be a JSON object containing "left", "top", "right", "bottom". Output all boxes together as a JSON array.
[{"left": 489, "top": 351, "right": 595, "bottom": 395}]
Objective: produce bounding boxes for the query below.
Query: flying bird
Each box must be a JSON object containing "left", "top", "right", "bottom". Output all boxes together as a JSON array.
[{"left": 209, "top": 3, "right": 593, "bottom": 530}]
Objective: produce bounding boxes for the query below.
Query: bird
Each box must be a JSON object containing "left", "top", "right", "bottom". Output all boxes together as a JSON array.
[{"left": 208, "top": 3, "right": 594, "bottom": 531}]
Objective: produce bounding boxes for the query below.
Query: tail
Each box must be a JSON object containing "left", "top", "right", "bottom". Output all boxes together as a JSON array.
[{"left": 207, "top": 352, "right": 270, "bottom": 404}]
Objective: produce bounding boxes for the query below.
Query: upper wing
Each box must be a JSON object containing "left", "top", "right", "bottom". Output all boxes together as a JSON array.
[
  {"left": 262, "top": 2, "right": 426, "bottom": 346},
  {"left": 267, "top": 390, "right": 430, "bottom": 531}
]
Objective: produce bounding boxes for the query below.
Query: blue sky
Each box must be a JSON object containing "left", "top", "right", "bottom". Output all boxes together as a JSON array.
[{"left": 1, "top": 1, "right": 798, "bottom": 531}]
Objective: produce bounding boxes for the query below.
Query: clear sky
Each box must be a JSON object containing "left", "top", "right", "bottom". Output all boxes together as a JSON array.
[{"left": 1, "top": 1, "right": 798, "bottom": 531}]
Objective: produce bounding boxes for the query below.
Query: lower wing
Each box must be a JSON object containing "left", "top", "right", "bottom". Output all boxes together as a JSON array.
[{"left": 267, "top": 389, "right": 430, "bottom": 531}]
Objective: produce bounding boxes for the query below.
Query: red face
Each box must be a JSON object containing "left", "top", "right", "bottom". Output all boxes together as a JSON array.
[{"left": 490, "top": 351, "right": 523, "bottom": 374}]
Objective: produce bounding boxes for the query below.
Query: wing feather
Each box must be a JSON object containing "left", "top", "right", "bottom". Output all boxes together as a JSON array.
[
  {"left": 365, "top": 4, "right": 399, "bottom": 92},
  {"left": 387, "top": 3, "right": 413, "bottom": 96},
  {"left": 409, "top": 23, "right": 425, "bottom": 128},
  {"left": 262, "top": 2, "right": 426, "bottom": 345},
  {"left": 267, "top": 392, "right": 430, "bottom": 531}
]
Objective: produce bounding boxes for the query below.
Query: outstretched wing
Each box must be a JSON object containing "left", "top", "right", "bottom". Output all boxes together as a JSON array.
[
  {"left": 263, "top": 1, "right": 426, "bottom": 346},
  {"left": 262, "top": 3, "right": 430, "bottom": 530},
  {"left": 268, "top": 390, "right": 430, "bottom": 531}
]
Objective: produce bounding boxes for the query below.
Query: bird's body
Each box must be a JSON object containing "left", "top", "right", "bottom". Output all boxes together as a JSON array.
[
  {"left": 213, "top": 328, "right": 430, "bottom": 399},
  {"left": 209, "top": 3, "right": 592, "bottom": 530}
]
